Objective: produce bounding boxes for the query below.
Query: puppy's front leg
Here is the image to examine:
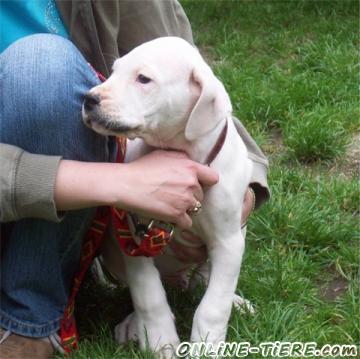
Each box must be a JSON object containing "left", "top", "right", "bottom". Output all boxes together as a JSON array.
[
  {"left": 115, "top": 254, "right": 180, "bottom": 358},
  {"left": 191, "top": 231, "right": 245, "bottom": 345}
]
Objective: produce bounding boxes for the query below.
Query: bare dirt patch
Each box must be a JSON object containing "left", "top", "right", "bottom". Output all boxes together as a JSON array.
[
  {"left": 263, "top": 128, "right": 284, "bottom": 156},
  {"left": 319, "top": 276, "right": 349, "bottom": 302},
  {"left": 330, "top": 133, "right": 360, "bottom": 179}
]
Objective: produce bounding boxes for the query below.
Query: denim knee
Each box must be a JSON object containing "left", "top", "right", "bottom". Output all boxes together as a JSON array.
[
  {"left": 0, "top": 35, "right": 116, "bottom": 337},
  {"left": 0, "top": 34, "right": 116, "bottom": 162}
]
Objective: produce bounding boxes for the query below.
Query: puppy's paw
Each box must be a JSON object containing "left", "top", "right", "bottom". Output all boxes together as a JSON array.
[
  {"left": 190, "top": 308, "right": 226, "bottom": 345},
  {"left": 114, "top": 312, "right": 138, "bottom": 343},
  {"left": 232, "top": 294, "right": 255, "bottom": 314},
  {"left": 114, "top": 311, "right": 179, "bottom": 359},
  {"left": 155, "top": 344, "right": 178, "bottom": 359}
]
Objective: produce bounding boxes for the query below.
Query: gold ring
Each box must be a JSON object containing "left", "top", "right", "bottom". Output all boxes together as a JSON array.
[{"left": 188, "top": 200, "right": 202, "bottom": 215}]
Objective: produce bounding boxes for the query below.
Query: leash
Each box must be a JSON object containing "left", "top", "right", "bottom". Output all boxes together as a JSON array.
[
  {"left": 59, "top": 137, "right": 175, "bottom": 353},
  {"left": 59, "top": 206, "right": 111, "bottom": 352},
  {"left": 59, "top": 69, "right": 175, "bottom": 353}
]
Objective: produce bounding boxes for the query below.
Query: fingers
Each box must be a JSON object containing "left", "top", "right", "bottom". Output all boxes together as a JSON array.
[
  {"left": 151, "top": 150, "right": 218, "bottom": 188},
  {"left": 125, "top": 150, "right": 217, "bottom": 229},
  {"left": 176, "top": 213, "right": 193, "bottom": 230},
  {"left": 154, "top": 149, "right": 219, "bottom": 187},
  {"left": 173, "top": 193, "right": 201, "bottom": 228},
  {"left": 193, "top": 162, "right": 219, "bottom": 186},
  {"left": 186, "top": 170, "right": 204, "bottom": 204},
  {"left": 192, "top": 184, "right": 204, "bottom": 203}
]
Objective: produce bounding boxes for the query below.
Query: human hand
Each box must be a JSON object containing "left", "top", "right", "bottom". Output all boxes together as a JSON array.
[
  {"left": 54, "top": 151, "right": 217, "bottom": 229},
  {"left": 115, "top": 150, "right": 218, "bottom": 229},
  {"left": 170, "top": 187, "right": 255, "bottom": 263}
]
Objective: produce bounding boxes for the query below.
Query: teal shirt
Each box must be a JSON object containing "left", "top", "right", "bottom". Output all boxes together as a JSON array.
[{"left": 0, "top": 0, "right": 69, "bottom": 53}]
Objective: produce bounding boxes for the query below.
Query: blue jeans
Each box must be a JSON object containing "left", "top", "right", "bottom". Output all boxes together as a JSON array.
[{"left": 0, "top": 34, "right": 116, "bottom": 337}]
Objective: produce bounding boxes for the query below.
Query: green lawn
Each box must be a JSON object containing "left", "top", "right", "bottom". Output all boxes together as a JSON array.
[{"left": 66, "top": 1, "right": 359, "bottom": 358}]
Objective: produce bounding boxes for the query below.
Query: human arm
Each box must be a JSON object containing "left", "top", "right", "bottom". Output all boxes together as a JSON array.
[
  {"left": 0, "top": 143, "right": 63, "bottom": 223},
  {"left": 54, "top": 150, "right": 218, "bottom": 229},
  {"left": 0, "top": 144, "right": 218, "bottom": 228}
]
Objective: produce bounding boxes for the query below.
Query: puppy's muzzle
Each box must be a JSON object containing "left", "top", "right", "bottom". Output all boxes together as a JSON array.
[
  {"left": 83, "top": 93, "right": 101, "bottom": 113},
  {"left": 82, "top": 93, "right": 140, "bottom": 136}
]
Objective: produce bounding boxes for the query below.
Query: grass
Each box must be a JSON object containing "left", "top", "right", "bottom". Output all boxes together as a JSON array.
[{"left": 65, "top": 1, "right": 359, "bottom": 358}]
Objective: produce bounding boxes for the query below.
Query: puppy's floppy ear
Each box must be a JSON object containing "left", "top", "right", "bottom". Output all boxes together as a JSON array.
[{"left": 185, "top": 64, "right": 232, "bottom": 141}]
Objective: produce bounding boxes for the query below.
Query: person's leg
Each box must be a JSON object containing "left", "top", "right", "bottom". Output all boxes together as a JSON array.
[{"left": 0, "top": 34, "right": 116, "bottom": 338}]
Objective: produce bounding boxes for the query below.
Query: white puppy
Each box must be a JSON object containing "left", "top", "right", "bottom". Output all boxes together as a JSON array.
[{"left": 83, "top": 37, "right": 253, "bottom": 358}]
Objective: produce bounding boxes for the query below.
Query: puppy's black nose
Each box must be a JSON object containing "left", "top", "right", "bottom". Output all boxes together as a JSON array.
[{"left": 83, "top": 93, "right": 100, "bottom": 112}]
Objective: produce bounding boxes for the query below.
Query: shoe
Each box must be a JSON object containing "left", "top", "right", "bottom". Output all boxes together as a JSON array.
[{"left": 0, "top": 328, "right": 55, "bottom": 359}]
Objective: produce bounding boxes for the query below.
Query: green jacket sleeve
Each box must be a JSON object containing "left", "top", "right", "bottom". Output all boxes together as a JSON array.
[{"left": 0, "top": 143, "right": 63, "bottom": 223}]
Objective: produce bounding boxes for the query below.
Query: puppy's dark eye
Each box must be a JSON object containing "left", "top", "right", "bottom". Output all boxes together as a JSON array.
[{"left": 137, "top": 74, "right": 152, "bottom": 84}]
